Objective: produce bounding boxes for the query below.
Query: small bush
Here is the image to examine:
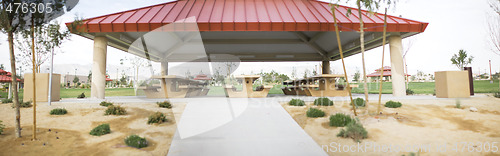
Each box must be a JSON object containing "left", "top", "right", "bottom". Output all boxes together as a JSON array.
[
  {"left": 50, "top": 108, "right": 68, "bottom": 115},
  {"left": 0, "top": 120, "right": 5, "bottom": 135},
  {"left": 1, "top": 98, "right": 12, "bottom": 104},
  {"left": 125, "top": 135, "right": 148, "bottom": 148},
  {"left": 337, "top": 120, "right": 368, "bottom": 142},
  {"left": 288, "top": 99, "right": 305, "bottom": 106},
  {"left": 306, "top": 108, "right": 325, "bottom": 118},
  {"left": 406, "top": 88, "right": 414, "bottom": 95},
  {"left": 455, "top": 99, "right": 461, "bottom": 109},
  {"left": 351, "top": 98, "right": 366, "bottom": 107},
  {"left": 12, "top": 100, "right": 33, "bottom": 108},
  {"left": 494, "top": 92, "right": 500, "bottom": 98},
  {"left": 89, "top": 124, "right": 111, "bottom": 136},
  {"left": 313, "top": 97, "right": 333, "bottom": 106},
  {"left": 385, "top": 101, "right": 402, "bottom": 108},
  {"left": 105, "top": 105, "right": 126, "bottom": 115},
  {"left": 157, "top": 101, "right": 172, "bottom": 109},
  {"left": 100, "top": 101, "right": 113, "bottom": 107},
  {"left": 77, "top": 93, "right": 85, "bottom": 98},
  {"left": 329, "top": 113, "right": 354, "bottom": 127},
  {"left": 148, "top": 112, "right": 167, "bottom": 124}
]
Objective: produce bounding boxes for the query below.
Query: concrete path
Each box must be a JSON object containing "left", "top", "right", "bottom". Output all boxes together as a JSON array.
[{"left": 166, "top": 98, "right": 328, "bottom": 156}]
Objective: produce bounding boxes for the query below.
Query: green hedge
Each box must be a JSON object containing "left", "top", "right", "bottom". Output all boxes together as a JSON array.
[
  {"left": 157, "top": 101, "right": 172, "bottom": 109},
  {"left": 313, "top": 97, "right": 333, "bottom": 106},
  {"left": 105, "top": 105, "right": 126, "bottom": 115},
  {"left": 125, "top": 135, "right": 148, "bottom": 148},
  {"left": 385, "top": 101, "right": 402, "bottom": 108},
  {"left": 50, "top": 108, "right": 68, "bottom": 115},
  {"left": 351, "top": 98, "right": 366, "bottom": 107},
  {"left": 89, "top": 124, "right": 111, "bottom": 136},
  {"left": 329, "top": 113, "right": 354, "bottom": 127},
  {"left": 306, "top": 108, "right": 325, "bottom": 118},
  {"left": 147, "top": 112, "right": 167, "bottom": 124},
  {"left": 288, "top": 99, "right": 305, "bottom": 106}
]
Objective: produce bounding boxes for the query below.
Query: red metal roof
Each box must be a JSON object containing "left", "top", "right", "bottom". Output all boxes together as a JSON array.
[
  {"left": 0, "top": 69, "right": 6, "bottom": 74},
  {"left": 367, "top": 67, "right": 410, "bottom": 77},
  {"left": 67, "top": 0, "right": 428, "bottom": 32},
  {"left": 0, "top": 75, "right": 20, "bottom": 82}
]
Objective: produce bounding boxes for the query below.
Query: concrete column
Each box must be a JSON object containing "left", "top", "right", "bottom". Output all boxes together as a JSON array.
[
  {"left": 322, "top": 60, "right": 330, "bottom": 74},
  {"left": 389, "top": 34, "right": 406, "bottom": 96},
  {"left": 160, "top": 61, "right": 168, "bottom": 76},
  {"left": 91, "top": 36, "right": 107, "bottom": 99},
  {"left": 8, "top": 83, "right": 12, "bottom": 99}
]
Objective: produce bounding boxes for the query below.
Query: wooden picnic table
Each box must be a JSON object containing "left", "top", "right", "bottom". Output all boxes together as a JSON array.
[
  {"left": 224, "top": 75, "right": 272, "bottom": 98},
  {"left": 282, "top": 74, "right": 355, "bottom": 97},
  {"left": 142, "top": 75, "right": 209, "bottom": 98}
]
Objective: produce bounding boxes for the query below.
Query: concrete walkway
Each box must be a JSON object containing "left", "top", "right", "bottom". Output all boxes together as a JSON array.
[{"left": 166, "top": 98, "right": 328, "bottom": 156}]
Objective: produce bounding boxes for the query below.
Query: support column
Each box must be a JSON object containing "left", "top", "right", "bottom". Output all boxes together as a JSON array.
[
  {"left": 8, "top": 83, "right": 12, "bottom": 99},
  {"left": 322, "top": 60, "right": 330, "bottom": 74},
  {"left": 161, "top": 61, "right": 168, "bottom": 76},
  {"left": 389, "top": 34, "right": 406, "bottom": 96},
  {"left": 91, "top": 36, "right": 107, "bottom": 99}
]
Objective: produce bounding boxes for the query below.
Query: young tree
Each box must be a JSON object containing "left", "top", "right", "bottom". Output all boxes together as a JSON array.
[
  {"left": 0, "top": 64, "right": 4, "bottom": 70},
  {"left": 353, "top": 69, "right": 361, "bottom": 82},
  {"left": 451, "top": 49, "right": 474, "bottom": 70},
  {"left": 489, "top": 0, "right": 500, "bottom": 56},
  {"left": 72, "top": 76, "right": 79, "bottom": 88},
  {"left": 15, "top": 22, "right": 70, "bottom": 72}
]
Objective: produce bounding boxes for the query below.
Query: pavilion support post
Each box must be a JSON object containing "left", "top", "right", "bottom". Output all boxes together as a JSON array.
[
  {"left": 389, "top": 34, "right": 406, "bottom": 96},
  {"left": 161, "top": 61, "right": 168, "bottom": 76},
  {"left": 322, "top": 60, "right": 330, "bottom": 74},
  {"left": 91, "top": 36, "right": 108, "bottom": 99},
  {"left": 8, "top": 83, "right": 12, "bottom": 99}
]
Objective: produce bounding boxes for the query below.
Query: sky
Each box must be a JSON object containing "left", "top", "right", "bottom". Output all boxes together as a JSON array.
[{"left": 0, "top": 0, "right": 498, "bottom": 80}]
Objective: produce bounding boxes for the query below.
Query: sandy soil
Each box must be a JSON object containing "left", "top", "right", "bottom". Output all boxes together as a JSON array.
[
  {"left": 281, "top": 96, "right": 500, "bottom": 156},
  {"left": 0, "top": 101, "right": 186, "bottom": 156}
]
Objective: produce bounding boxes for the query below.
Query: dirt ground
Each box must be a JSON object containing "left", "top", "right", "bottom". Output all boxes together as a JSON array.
[
  {"left": 0, "top": 101, "right": 186, "bottom": 156},
  {"left": 280, "top": 96, "right": 500, "bottom": 156}
]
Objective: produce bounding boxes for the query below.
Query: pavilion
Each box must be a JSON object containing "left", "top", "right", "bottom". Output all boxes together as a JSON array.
[
  {"left": 366, "top": 66, "right": 411, "bottom": 82},
  {"left": 0, "top": 69, "right": 21, "bottom": 99},
  {"left": 66, "top": 0, "right": 428, "bottom": 99}
]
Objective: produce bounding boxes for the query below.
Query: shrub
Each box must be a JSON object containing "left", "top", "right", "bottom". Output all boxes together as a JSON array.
[
  {"left": 306, "top": 108, "right": 325, "bottom": 118},
  {"left": 157, "top": 101, "right": 172, "bottom": 109},
  {"left": 125, "top": 135, "right": 148, "bottom": 148},
  {"left": 0, "top": 120, "right": 5, "bottom": 135},
  {"left": 351, "top": 98, "right": 366, "bottom": 107},
  {"left": 147, "top": 112, "right": 167, "bottom": 124},
  {"left": 385, "top": 101, "right": 402, "bottom": 108},
  {"left": 313, "top": 97, "right": 333, "bottom": 106},
  {"left": 406, "top": 88, "right": 414, "bottom": 95},
  {"left": 455, "top": 99, "right": 461, "bottom": 109},
  {"left": 77, "top": 93, "right": 85, "bottom": 98},
  {"left": 494, "top": 92, "right": 500, "bottom": 98},
  {"left": 105, "top": 105, "right": 126, "bottom": 115},
  {"left": 100, "top": 101, "right": 113, "bottom": 107},
  {"left": 12, "top": 100, "right": 33, "bottom": 108},
  {"left": 2, "top": 98, "right": 12, "bottom": 104},
  {"left": 288, "top": 99, "right": 305, "bottom": 106},
  {"left": 89, "top": 124, "right": 111, "bottom": 136},
  {"left": 329, "top": 113, "right": 354, "bottom": 127},
  {"left": 337, "top": 120, "right": 368, "bottom": 142},
  {"left": 50, "top": 108, "right": 68, "bottom": 115}
]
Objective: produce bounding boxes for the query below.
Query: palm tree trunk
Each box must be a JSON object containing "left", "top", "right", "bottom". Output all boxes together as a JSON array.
[
  {"left": 357, "top": 1, "right": 369, "bottom": 104},
  {"left": 8, "top": 31, "right": 21, "bottom": 138}
]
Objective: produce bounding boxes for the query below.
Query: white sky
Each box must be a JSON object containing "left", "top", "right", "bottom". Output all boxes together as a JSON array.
[{"left": 0, "top": 0, "right": 498, "bottom": 79}]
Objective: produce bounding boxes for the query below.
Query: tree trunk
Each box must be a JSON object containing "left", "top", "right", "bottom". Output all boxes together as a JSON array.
[
  {"left": 8, "top": 31, "right": 21, "bottom": 138},
  {"left": 357, "top": 2, "right": 369, "bottom": 103}
]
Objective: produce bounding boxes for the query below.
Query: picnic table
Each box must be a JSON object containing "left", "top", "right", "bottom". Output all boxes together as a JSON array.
[
  {"left": 224, "top": 75, "right": 273, "bottom": 98},
  {"left": 282, "top": 74, "right": 357, "bottom": 97},
  {"left": 142, "top": 75, "right": 209, "bottom": 98}
]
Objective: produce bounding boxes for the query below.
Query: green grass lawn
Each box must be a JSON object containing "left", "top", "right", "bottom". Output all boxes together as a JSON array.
[{"left": 1, "top": 80, "right": 498, "bottom": 99}]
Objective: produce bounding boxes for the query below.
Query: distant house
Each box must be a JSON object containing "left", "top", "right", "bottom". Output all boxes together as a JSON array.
[{"left": 366, "top": 66, "right": 410, "bottom": 82}]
